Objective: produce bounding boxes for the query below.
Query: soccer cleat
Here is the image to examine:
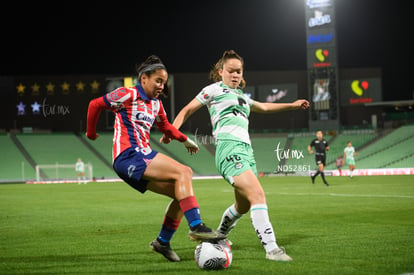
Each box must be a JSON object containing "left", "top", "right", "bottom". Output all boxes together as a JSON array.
[
  {"left": 266, "top": 247, "right": 293, "bottom": 261},
  {"left": 311, "top": 176, "right": 315, "bottom": 184},
  {"left": 217, "top": 238, "right": 233, "bottom": 247},
  {"left": 325, "top": 182, "right": 329, "bottom": 187},
  {"left": 189, "top": 223, "right": 226, "bottom": 242},
  {"left": 149, "top": 239, "right": 180, "bottom": 262}
]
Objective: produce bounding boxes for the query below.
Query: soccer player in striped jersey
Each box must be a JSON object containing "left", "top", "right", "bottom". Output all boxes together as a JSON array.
[
  {"left": 86, "top": 55, "right": 225, "bottom": 262},
  {"left": 162, "top": 50, "right": 309, "bottom": 261}
]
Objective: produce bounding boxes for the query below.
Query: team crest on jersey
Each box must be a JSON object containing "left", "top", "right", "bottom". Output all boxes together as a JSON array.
[
  {"left": 235, "top": 162, "right": 244, "bottom": 169},
  {"left": 127, "top": 165, "right": 136, "bottom": 178},
  {"left": 109, "top": 88, "right": 129, "bottom": 101},
  {"left": 222, "top": 89, "right": 230, "bottom": 94}
]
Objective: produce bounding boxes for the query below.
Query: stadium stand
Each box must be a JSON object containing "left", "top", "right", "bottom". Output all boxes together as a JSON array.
[
  {"left": 1, "top": 124, "right": 413, "bottom": 182},
  {"left": 284, "top": 135, "right": 320, "bottom": 170},
  {"left": 352, "top": 124, "right": 414, "bottom": 169},
  {"left": 0, "top": 133, "right": 36, "bottom": 181},
  {"left": 251, "top": 134, "right": 288, "bottom": 173},
  {"left": 16, "top": 133, "right": 116, "bottom": 180},
  {"left": 325, "top": 130, "right": 378, "bottom": 169},
  {"left": 82, "top": 132, "right": 114, "bottom": 165},
  {"left": 386, "top": 154, "right": 414, "bottom": 168},
  {"left": 149, "top": 132, "right": 218, "bottom": 176}
]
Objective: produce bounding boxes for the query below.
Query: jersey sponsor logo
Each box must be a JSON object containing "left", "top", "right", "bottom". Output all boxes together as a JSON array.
[
  {"left": 136, "top": 112, "right": 155, "bottom": 124},
  {"left": 200, "top": 91, "right": 209, "bottom": 99}
]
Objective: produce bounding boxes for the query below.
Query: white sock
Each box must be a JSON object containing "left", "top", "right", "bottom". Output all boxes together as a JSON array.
[
  {"left": 217, "top": 204, "right": 242, "bottom": 235},
  {"left": 250, "top": 204, "right": 278, "bottom": 253}
]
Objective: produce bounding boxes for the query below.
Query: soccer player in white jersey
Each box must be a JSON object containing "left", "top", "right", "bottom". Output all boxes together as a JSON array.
[
  {"left": 162, "top": 50, "right": 309, "bottom": 261},
  {"left": 86, "top": 55, "right": 225, "bottom": 262},
  {"left": 75, "top": 158, "right": 86, "bottom": 183},
  {"left": 343, "top": 141, "right": 358, "bottom": 177}
]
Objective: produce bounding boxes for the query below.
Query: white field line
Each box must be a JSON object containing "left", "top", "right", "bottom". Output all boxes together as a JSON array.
[{"left": 276, "top": 192, "right": 414, "bottom": 199}]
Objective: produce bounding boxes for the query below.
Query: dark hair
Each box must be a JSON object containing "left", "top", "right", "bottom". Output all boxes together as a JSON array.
[
  {"left": 209, "top": 50, "right": 246, "bottom": 88},
  {"left": 135, "top": 55, "right": 169, "bottom": 97}
]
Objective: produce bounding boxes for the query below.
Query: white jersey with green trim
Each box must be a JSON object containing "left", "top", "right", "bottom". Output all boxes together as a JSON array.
[
  {"left": 196, "top": 81, "right": 255, "bottom": 145},
  {"left": 344, "top": 146, "right": 355, "bottom": 160}
]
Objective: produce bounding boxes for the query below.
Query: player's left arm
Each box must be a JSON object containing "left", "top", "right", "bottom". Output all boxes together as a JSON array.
[{"left": 250, "top": 99, "right": 309, "bottom": 113}]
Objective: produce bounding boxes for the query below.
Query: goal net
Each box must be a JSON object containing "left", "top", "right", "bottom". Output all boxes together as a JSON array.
[{"left": 35, "top": 163, "right": 93, "bottom": 183}]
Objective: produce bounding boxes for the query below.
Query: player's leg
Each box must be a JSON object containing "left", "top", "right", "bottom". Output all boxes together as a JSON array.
[
  {"left": 144, "top": 153, "right": 225, "bottom": 242},
  {"left": 233, "top": 170, "right": 292, "bottom": 261},
  {"left": 349, "top": 162, "right": 355, "bottom": 177},
  {"left": 147, "top": 182, "right": 182, "bottom": 261},
  {"left": 216, "top": 168, "right": 259, "bottom": 237},
  {"left": 217, "top": 200, "right": 243, "bottom": 237},
  {"left": 311, "top": 158, "right": 321, "bottom": 183},
  {"left": 215, "top": 141, "right": 250, "bottom": 237},
  {"left": 148, "top": 193, "right": 182, "bottom": 262},
  {"left": 319, "top": 162, "right": 329, "bottom": 186}
]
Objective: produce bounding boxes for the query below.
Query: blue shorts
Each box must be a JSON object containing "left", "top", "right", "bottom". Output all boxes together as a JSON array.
[{"left": 113, "top": 147, "right": 158, "bottom": 193}]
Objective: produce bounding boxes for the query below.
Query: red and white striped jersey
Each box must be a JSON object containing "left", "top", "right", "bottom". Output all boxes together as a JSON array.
[{"left": 102, "top": 84, "right": 168, "bottom": 161}]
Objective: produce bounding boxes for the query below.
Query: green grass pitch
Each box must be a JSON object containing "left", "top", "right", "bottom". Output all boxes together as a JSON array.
[{"left": 1, "top": 175, "right": 413, "bottom": 274}]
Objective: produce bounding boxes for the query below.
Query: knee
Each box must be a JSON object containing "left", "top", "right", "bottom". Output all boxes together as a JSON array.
[{"left": 178, "top": 164, "right": 193, "bottom": 182}]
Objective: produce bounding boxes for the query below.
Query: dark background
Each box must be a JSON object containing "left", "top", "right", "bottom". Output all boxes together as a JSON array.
[
  {"left": 2, "top": 0, "right": 412, "bottom": 133},
  {"left": 2, "top": 0, "right": 412, "bottom": 101}
]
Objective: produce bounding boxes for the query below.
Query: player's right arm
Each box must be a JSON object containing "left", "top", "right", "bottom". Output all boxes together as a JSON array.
[
  {"left": 173, "top": 98, "right": 203, "bottom": 129},
  {"left": 86, "top": 96, "right": 111, "bottom": 140},
  {"left": 308, "top": 141, "right": 314, "bottom": 154}
]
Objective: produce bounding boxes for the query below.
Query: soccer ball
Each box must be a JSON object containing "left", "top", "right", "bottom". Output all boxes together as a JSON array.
[{"left": 194, "top": 240, "right": 232, "bottom": 270}]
